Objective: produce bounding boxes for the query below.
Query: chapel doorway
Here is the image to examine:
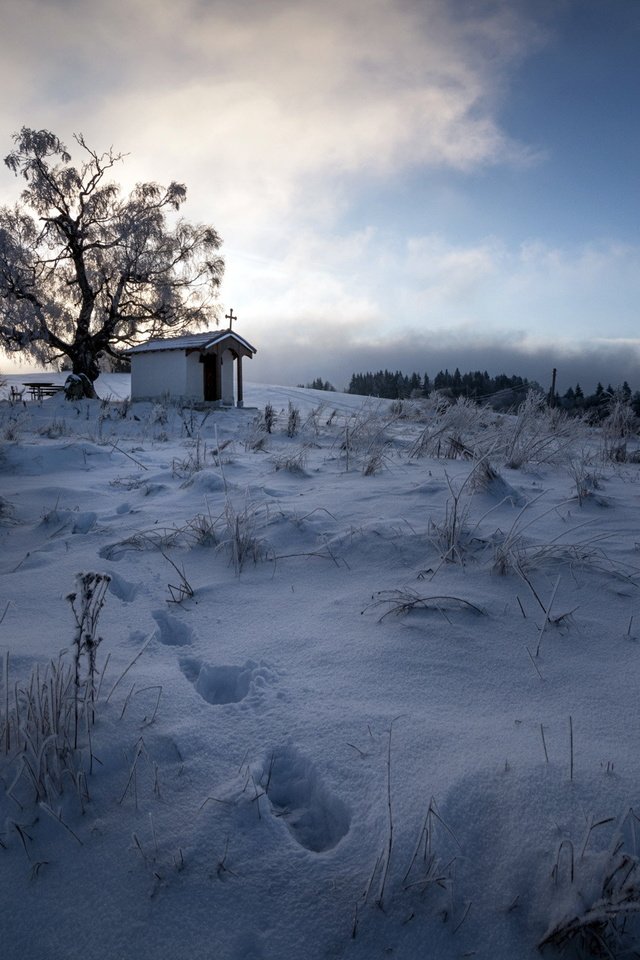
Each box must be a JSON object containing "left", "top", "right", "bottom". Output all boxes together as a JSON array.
[{"left": 203, "top": 355, "right": 220, "bottom": 402}]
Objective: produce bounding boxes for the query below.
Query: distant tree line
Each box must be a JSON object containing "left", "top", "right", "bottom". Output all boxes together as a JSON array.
[
  {"left": 346, "top": 368, "right": 640, "bottom": 417},
  {"left": 302, "top": 377, "right": 336, "bottom": 392},
  {"left": 559, "top": 380, "right": 640, "bottom": 417},
  {"left": 347, "top": 368, "right": 533, "bottom": 401}
]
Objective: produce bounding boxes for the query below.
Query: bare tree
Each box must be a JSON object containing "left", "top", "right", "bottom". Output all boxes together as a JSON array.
[{"left": 0, "top": 128, "right": 224, "bottom": 395}]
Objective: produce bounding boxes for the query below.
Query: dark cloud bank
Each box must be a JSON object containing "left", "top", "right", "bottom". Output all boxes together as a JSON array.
[{"left": 250, "top": 333, "right": 640, "bottom": 396}]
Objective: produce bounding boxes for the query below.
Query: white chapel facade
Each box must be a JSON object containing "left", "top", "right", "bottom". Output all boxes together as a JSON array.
[{"left": 128, "top": 328, "right": 257, "bottom": 406}]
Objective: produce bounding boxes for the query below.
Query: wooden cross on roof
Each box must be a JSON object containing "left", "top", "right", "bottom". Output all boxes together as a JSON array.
[{"left": 225, "top": 307, "right": 237, "bottom": 330}]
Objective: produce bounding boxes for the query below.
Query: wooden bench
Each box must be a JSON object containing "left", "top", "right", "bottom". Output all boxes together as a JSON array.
[
  {"left": 39, "top": 385, "right": 65, "bottom": 397},
  {"left": 9, "top": 386, "right": 25, "bottom": 403},
  {"left": 23, "top": 382, "right": 65, "bottom": 400}
]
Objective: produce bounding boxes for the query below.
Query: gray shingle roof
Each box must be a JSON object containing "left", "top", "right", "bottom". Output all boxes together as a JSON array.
[{"left": 127, "top": 329, "right": 256, "bottom": 355}]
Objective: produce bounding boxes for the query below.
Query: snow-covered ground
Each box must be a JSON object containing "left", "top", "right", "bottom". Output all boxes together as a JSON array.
[{"left": 2, "top": 373, "right": 640, "bottom": 959}]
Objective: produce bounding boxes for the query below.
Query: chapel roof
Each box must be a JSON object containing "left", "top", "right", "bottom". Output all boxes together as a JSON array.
[{"left": 127, "top": 329, "right": 256, "bottom": 355}]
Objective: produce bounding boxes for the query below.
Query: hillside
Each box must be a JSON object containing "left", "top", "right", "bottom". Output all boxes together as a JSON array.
[{"left": 2, "top": 375, "right": 640, "bottom": 959}]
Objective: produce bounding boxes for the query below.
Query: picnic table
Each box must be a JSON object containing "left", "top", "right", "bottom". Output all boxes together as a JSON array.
[{"left": 22, "top": 381, "right": 65, "bottom": 400}]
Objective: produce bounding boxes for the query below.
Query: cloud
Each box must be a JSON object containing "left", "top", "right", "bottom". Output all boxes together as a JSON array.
[
  {"left": 231, "top": 229, "right": 640, "bottom": 347},
  {"left": 247, "top": 317, "right": 640, "bottom": 396},
  {"left": 0, "top": 0, "right": 543, "bottom": 224},
  {"left": 392, "top": 235, "right": 640, "bottom": 345},
  {"left": 5, "top": 0, "right": 631, "bottom": 399}
]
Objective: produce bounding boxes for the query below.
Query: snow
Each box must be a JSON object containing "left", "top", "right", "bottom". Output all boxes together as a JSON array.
[
  {"left": 126, "top": 329, "right": 256, "bottom": 354},
  {"left": 2, "top": 373, "right": 640, "bottom": 958}
]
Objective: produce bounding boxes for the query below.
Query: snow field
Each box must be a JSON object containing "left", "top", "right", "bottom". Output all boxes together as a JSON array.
[{"left": 1, "top": 375, "right": 640, "bottom": 958}]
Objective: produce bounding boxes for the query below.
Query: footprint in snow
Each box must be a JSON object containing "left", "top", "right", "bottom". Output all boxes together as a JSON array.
[
  {"left": 152, "top": 609, "right": 196, "bottom": 647},
  {"left": 259, "top": 744, "right": 350, "bottom": 853},
  {"left": 71, "top": 511, "right": 98, "bottom": 534},
  {"left": 180, "top": 657, "right": 278, "bottom": 706},
  {"left": 39, "top": 508, "right": 97, "bottom": 535},
  {"left": 108, "top": 572, "right": 139, "bottom": 603}
]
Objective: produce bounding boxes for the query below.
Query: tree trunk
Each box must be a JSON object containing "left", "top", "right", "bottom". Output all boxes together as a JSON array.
[{"left": 69, "top": 343, "right": 100, "bottom": 398}]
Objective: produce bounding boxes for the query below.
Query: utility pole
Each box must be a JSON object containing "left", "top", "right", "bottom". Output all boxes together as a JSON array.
[{"left": 548, "top": 367, "right": 557, "bottom": 407}]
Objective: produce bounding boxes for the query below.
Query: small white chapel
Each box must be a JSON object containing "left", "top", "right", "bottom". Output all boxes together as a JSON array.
[{"left": 127, "top": 323, "right": 257, "bottom": 406}]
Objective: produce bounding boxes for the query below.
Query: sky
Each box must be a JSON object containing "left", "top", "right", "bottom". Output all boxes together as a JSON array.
[{"left": 0, "top": 0, "right": 639, "bottom": 393}]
